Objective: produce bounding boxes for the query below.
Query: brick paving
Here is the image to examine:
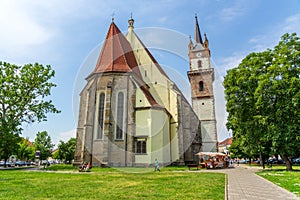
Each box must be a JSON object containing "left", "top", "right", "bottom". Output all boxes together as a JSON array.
[{"left": 224, "top": 165, "right": 299, "bottom": 200}]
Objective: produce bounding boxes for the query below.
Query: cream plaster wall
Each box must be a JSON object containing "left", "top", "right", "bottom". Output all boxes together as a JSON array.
[
  {"left": 191, "top": 57, "right": 210, "bottom": 70},
  {"left": 193, "top": 98, "right": 215, "bottom": 120},
  {"left": 126, "top": 30, "right": 178, "bottom": 120},
  {"left": 135, "top": 87, "right": 151, "bottom": 108}
]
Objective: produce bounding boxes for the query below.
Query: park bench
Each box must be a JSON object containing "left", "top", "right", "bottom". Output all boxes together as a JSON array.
[{"left": 187, "top": 164, "right": 201, "bottom": 170}]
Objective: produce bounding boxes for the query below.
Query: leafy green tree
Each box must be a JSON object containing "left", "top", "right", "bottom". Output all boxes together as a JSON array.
[
  {"left": 0, "top": 61, "right": 60, "bottom": 163},
  {"left": 224, "top": 51, "right": 272, "bottom": 167},
  {"left": 224, "top": 33, "right": 300, "bottom": 171},
  {"left": 55, "top": 138, "right": 76, "bottom": 164},
  {"left": 0, "top": 132, "right": 21, "bottom": 166},
  {"left": 255, "top": 33, "right": 300, "bottom": 170},
  {"left": 17, "top": 137, "right": 35, "bottom": 161},
  {"left": 34, "top": 131, "right": 54, "bottom": 161}
]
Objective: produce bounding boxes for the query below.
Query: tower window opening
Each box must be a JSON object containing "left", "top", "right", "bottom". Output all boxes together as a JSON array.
[
  {"left": 198, "top": 60, "right": 202, "bottom": 68},
  {"left": 199, "top": 81, "right": 204, "bottom": 91}
]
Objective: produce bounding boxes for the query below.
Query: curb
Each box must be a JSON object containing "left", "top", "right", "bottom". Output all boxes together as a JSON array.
[{"left": 225, "top": 173, "right": 228, "bottom": 200}]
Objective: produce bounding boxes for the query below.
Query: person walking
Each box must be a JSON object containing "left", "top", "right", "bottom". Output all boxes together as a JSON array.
[{"left": 154, "top": 158, "right": 160, "bottom": 172}]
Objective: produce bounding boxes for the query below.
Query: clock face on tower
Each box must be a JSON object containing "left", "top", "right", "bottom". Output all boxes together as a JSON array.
[{"left": 196, "top": 52, "right": 202, "bottom": 57}]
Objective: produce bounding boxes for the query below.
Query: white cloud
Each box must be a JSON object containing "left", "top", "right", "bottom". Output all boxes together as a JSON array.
[
  {"left": 218, "top": 13, "right": 300, "bottom": 75},
  {"left": 283, "top": 13, "right": 300, "bottom": 33},
  {"left": 0, "top": 1, "right": 55, "bottom": 53},
  {"left": 53, "top": 129, "right": 76, "bottom": 145},
  {"left": 216, "top": 52, "right": 246, "bottom": 77},
  {"left": 249, "top": 13, "right": 300, "bottom": 53},
  {"left": 219, "top": 1, "right": 251, "bottom": 22},
  {"left": 0, "top": 0, "right": 114, "bottom": 63}
]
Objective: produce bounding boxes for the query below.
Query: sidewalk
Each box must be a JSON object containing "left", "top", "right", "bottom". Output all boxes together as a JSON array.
[{"left": 224, "top": 166, "right": 299, "bottom": 200}]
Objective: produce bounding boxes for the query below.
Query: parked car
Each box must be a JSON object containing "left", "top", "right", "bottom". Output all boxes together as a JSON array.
[
  {"left": 0, "top": 161, "right": 4, "bottom": 167},
  {"left": 5, "top": 161, "right": 15, "bottom": 167},
  {"left": 267, "top": 158, "right": 285, "bottom": 164},
  {"left": 15, "top": 161, "right": 25, "bottom": 166},
  {"left": 293, "top": 158, "right": 300, "bottom": 164}
]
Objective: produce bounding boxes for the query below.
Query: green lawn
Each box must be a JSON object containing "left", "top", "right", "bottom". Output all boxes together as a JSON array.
[
  {"left": 257, "top": 166, "right": 300, "bottom": 197},
  {"left": 0, "top": 166, "right": 225, "bottom": 200}
]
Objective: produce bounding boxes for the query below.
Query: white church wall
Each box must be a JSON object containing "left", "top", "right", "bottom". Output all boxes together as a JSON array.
[
  {"left": 150, "top": 109, "right": 170, "bottom": 164},
  {"left": 136, "top": 110, "right": 151, "bottom": 136},
  {"left": 191, "top": 57, "right": 210, "bottom": 70},
  {"left": 170, "top": 122, "right": 179, "bottom": 162},
  {"left": 200, "top": 121, "right": 218, "bottom": 152},
  {"left": 135, "top": 87, "right": 151, "bottom": 108},
  {"left": 193, "top": 98, "right": 215, "bottom": 120}
]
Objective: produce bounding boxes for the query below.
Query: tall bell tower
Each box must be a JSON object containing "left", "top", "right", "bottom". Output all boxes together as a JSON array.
[{"left": 187, "top": 15, "right": 218, "bottom": 152}]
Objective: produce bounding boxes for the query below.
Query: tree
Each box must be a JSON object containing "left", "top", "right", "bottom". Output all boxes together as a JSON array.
[
  {"left": 224, "top": 33, "right": 300, "bottom": 171},
  {"left": 34, "top": 131, "right": 54, "bottom": 161},
  {"left": 17, "top": 137, "right": 35, "bottom": 161},
  {"left": 0, "top": 62, "right": 60, "bottom": 163},
  {"left": 255, "top": 33, "right": 300, "bottom": 170},
  {"left": 224, "top": 51, "right": 272, "bottom": 167},
  {"left": 54, "top": 138, "right": 76, "bottom": 164},
  {"left": 0, "top": 132, "right": 21, "bottom": 167}
]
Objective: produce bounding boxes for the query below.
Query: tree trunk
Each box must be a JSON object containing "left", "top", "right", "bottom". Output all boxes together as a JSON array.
[
  {"left": 259, "top": 152, "right": 265, "bottom": 169},
  {"left": 281, "top": 154, "right": 293, "bottom": 171},
  {"left": 4, "top": 158, "right": 7, "bottom": 168}
]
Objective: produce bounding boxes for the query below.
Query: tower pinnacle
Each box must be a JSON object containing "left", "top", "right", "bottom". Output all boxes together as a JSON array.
[
  {"left": 194, "top": 14, "right": 203, "bottom": 44},
  {"left": 204, "top": 33, "right": 209, "bottom": 49},
  {"left": 128, "top": 13, "right": 134, "bottom": 29}
]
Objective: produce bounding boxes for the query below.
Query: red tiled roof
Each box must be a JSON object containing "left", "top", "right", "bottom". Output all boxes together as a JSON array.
[
  {"left": 93, "top": 22, "right": 141, "bottom": 78},
  {"left": 218, "top": 137, "right": 233, "bottom": 146},
  {"left": 92, "top": 21, "right": 159, "bottom": 107}
]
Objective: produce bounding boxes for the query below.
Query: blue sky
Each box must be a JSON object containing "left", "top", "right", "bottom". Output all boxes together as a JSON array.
[{"left": 1, "top": 0, "right": 300, "bottom": 145}]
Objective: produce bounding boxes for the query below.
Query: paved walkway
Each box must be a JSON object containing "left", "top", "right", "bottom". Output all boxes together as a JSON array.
[{"left": 223, "top": 165, "right": 299, "bottom": 200}]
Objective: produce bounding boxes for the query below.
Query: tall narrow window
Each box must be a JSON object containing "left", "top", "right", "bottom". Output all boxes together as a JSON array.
[
  {"left": 97, "top": 93, "right": 105, "bottom": 139},
  {"left": 199, "top": 81, "right": 204, "bottom": 91},
  {"left": 116, "top": 92, "right": 124, "bottom": 140}
]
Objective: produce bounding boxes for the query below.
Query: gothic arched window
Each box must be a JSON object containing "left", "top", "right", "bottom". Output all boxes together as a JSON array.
[
  {"left": 199, "top": 81, "right": 204, "bottom": 92},
  {"left": 116, "top": 92, "right": 124, "bottom": 140},
  {"left": 97, "top": 93, "right": 105, "bottom": 139}
]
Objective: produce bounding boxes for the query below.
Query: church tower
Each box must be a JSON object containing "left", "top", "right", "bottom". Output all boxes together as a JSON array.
[{"left": 187, "top": 15, "right": 218, "bottom": 152}]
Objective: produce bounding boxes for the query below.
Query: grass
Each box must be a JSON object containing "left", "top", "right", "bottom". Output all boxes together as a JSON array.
[
  {"left": 257, "top": 165, "right": 300, "bottom": 197},
  {"left": 0, "top": 166, "right": 225, "bottom": 200}
]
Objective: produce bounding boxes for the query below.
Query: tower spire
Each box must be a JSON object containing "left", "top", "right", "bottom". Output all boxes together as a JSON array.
[
  {"left": 128, "top": 13, "right": 134, "bottom": 30},
  {"left": 194, "top": 14, "right": 203, "bottom": 44}
]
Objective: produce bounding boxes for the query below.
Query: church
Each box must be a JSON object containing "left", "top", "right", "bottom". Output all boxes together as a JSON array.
[{"left": 74, "top": 16, "right": 218, "bottom": 167}]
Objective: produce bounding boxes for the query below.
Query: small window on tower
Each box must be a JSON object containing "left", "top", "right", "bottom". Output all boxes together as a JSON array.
[
  {"left": 199, "top": 81, "right": 204, "bottom": 91},
  {"left": 198, "top": 60, "right": 202, "bottom": 68}
]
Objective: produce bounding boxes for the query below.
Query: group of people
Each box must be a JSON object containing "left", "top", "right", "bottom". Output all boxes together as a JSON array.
[
  {"left": 78, "top": 159, "right": 160, "bottom": 172},
  {"left": 79, "top": 162, "right": 91, "bottom": 172}
]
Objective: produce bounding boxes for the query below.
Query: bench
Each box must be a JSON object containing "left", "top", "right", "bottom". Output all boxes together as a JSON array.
[{"left": 187, "top": 164, "right": 201, "bottom": 170}]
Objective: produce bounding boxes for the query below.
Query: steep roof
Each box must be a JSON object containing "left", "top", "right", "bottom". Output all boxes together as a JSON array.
[
  {"left": 126, "top": 28, "right": 169, "bottom": 79},
  {"left": 93, "top": 21, "right": 141, "bottom": 77},
  {"left": 194, "top": 15, "right": 203, "bottom": 44},
  {"left": 92, "top": 21, "right": 160, "bottom": 107},
  {"left": 218, "top": 137, "right": 233, "bottom": 146}
]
